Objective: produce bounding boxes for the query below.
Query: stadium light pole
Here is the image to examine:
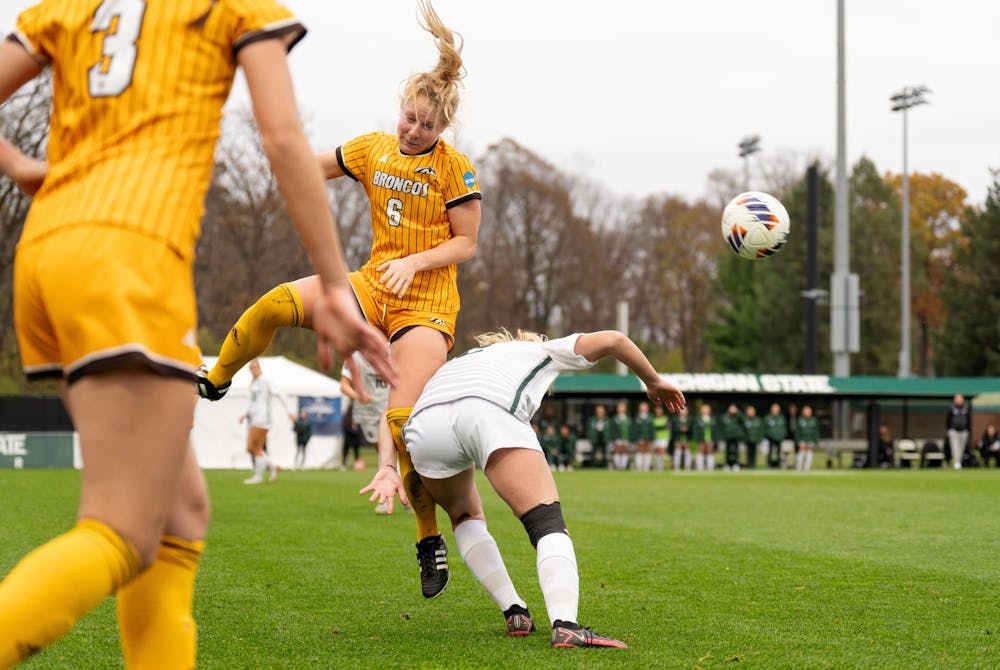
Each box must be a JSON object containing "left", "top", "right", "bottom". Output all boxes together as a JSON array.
[
  {"left": 890, "top": 85, "right": 930, "bottom": 378},
  {"left": 738, "top": 135, "right": 760, "bottom": 191}
]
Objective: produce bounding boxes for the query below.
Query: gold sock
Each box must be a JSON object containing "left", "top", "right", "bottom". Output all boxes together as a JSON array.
[
  {"left": 386, "top": 407, "right": 440, "bottom": 541},
  {"left": 208, "top": 283, "right": 304, "bottom": 387},
  {"left": 117, "top": 535, "right": 204, "bottom": 670},
  {"left": 0, "top": 519, "right": 141, "bottom": 667}
]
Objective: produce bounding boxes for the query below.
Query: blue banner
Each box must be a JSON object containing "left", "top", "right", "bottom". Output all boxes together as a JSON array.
[{"left": 297, "top": 396, "right": 342, "bottom": 437}]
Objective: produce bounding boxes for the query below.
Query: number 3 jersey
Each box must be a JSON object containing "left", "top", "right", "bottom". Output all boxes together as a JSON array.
[
  {"left": 11, "top": 0, "right": 304, "bottom": 260},
  {"left": 335, "top": 132, "right": 481, "bottom": 313}
]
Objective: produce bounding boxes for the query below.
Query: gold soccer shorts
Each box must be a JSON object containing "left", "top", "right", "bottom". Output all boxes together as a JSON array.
[
  {"left": 348, "top": 271, "right": 456, "bottom": 351},
  {"left": 14, "top": 225, "right": 200, "bottom": 383}
]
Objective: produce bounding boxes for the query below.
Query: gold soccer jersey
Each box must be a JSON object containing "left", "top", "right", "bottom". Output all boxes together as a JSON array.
[
  {"left": 336, "top": 132, "right": 481, "bottom": 313},
  {"left": 12, "top": 0, "right": 305, "bottom": 260}
]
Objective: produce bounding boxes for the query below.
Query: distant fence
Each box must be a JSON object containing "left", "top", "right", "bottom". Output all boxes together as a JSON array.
[{"left": 0, "top": 396, "right": 73, "bottom": 431}]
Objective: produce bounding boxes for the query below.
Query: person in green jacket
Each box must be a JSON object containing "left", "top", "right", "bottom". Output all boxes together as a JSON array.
[
  {"left": 633, "top": 401, "right": 655, "bottom": 472},
  {"left": 692, "top": 403, "right": 717, "bottom": 471},
  {"left": 671, "top": 406, "right": 693, "bottom": 471},
  {"left": 720, "top": 403, "right": 745, "bottom": 471},
  {"left": 652, "top": 404, "right": 672, "bottom": 471},
  {"left": 741, "top": 405, "right": 765, "bottom": 470},
  {"left": 540, "top": 424, "right": 562, "bottom": 471},
  {"left": 610, "top": 401, "right": 633, "bottom": 471},
  {"left": 293, "top": 409, "right": 313, "bottom": 470},
  {"left": 586, "top": 405, "right": 611, "bottom": 469},
  {"left": 763, "top": 403, "right": 788, "bottom": 469},
  {"left": 794, "top": 405, "right": 821, "bottom": 471},
  {"left": 558, "top": 424, "right": 577, "bottom": 471}
]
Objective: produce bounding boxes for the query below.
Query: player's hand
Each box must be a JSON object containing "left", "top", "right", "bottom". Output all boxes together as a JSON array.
[
  {"left": 647, "top": 379, "right": 686, "bottom": 414},
  {"left": 376, "top": 257, "right": 419, "bottom": 298},
  {"left": 359, "top": 465, "right": 409, "bottom": 512},
  {"left": 313, "top": 284, "right": 397, "bottom": 387}
]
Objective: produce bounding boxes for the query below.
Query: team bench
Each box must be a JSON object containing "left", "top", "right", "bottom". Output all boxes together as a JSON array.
[{"left": 819, "top": 439, "right": 869, "bottom": 468}]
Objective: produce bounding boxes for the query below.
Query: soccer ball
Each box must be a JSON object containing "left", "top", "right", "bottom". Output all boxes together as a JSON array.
[{"left": 720, "top": 191, "right": 790, "bottom": 260}]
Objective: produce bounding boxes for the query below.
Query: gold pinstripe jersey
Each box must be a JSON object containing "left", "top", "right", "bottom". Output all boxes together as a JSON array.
[
  {"left": 336, "top": 131, "right": 481, "bottom": 313},
  {"left": 11, "top": 0, "right": 305, "bottom": 259}
]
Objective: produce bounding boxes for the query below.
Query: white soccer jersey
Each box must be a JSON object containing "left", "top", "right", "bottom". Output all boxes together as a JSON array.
[
  {"left": 247, "top": 374, "right": 284, "bottom": 428},
  {"left": 411, "top": 334, "right": 594, "bottom": 424},
  {"left": 341, "top": 352, "right": 390, "bottom": 443}
]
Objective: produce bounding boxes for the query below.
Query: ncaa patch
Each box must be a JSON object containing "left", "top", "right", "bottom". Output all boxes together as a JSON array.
[{"left": 463, "top": 171, "right": 476, "bottom": 188}]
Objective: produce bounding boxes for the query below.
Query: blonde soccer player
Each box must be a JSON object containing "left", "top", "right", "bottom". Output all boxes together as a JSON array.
[
  {"left": 241, "top": 359, "right": 292, "bottom": 484},
  {"left": 0, "top": 2, "right": 394, "bottom": 666},
  {"left": 361, "top": 329, "right": 685, "bottom": 647},
  {"left": 196, "top": 0, "right": 478, "bottom": 598}
]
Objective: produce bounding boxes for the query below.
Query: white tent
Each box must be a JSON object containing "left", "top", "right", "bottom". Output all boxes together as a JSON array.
[{"left": 191, "top": 356, "right": 343, "bottom": 469}]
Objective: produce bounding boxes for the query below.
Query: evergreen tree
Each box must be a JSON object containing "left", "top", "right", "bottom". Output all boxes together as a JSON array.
[
  {"left": 848, "top": 157, "right": 902, "bottom": 374},
  {"left": 936, "top": 171, "right": 1000, "bottom": 375},
  {"left": 707, "top": 173, "right": 833, "bottom": 372}
]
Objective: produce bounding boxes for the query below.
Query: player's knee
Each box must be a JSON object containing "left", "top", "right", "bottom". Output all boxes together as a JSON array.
[
  {"left": 255, "top": 283, "right": 303, "bottom": 329},
  {"left": 519, "top": 501, "right": 568, "bottom": 548}
]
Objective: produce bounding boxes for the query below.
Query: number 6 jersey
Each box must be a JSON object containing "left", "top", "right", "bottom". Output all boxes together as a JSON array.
[{"left": 336, "top": 131, "right": 481, "bottom": 313}]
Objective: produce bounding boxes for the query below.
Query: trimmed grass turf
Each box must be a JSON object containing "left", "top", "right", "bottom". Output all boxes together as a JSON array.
[{"left": 1, "top": 467, "right": 998, "bottom": 669}]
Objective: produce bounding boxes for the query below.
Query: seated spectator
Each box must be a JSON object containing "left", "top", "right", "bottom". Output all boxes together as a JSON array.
[
  {"left": 961, "top": 446, "right": 981, "bottom": 468},
  {"left": 979, "top": 424, "right": 1000, "bottom": 468},
  {"left": 877, "top": 423, "right": 894, "bottom": 468}
]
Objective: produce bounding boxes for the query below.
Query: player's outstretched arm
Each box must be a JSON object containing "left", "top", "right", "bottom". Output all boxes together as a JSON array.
[
  {"left": 237, "top": 39, "right": 396, "bottom": 386},
  {"left": 573, "top": 331, "right": 686, "bottom": 413}
]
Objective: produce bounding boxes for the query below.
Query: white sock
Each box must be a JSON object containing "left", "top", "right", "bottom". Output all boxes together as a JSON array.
[
  {"left": 707, "top": 454, "right": 715, "bottom": 471},
  {"left": 454, "top": 520, "right": 524, "bottom": 612},
  {"left": 796, "top": 451, "right": 804, "bottom": 470},
  {"left": 695, "top": 453, "right": 705, "bottom": 471},
  {"left": 804, "top": 450, "right": 813, "bottom": 470},
  {"left": 536, "top": 532, "right": 578, "bottom": 626},
  {"left": 254, "top": 454, "right": 270, "bottom": 478}
]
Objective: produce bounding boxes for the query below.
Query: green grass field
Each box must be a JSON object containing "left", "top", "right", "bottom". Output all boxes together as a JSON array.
[{"left": 2, "top": 467, "right": 998, "bottom": 669}]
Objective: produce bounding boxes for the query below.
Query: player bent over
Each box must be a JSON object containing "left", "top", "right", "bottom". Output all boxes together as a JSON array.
[{"left": 362, "top": 329, "right": 686, "bottom": 647}]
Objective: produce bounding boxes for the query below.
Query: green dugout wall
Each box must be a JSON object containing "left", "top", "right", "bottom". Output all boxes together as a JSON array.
[{"left": 0, "top": 432, "right": 76, "bottom": 469}]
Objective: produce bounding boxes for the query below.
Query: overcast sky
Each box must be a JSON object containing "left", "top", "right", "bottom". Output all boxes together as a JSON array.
[{"left": 2, "top": 1, "right": 997, "bottom": 205}]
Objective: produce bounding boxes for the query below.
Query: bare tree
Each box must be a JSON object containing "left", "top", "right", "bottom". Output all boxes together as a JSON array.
[
  {"left": 195, "top": 111, "right": 310, "bottom": 346},
  {"left": 618, "top": 196, "right": 718, "bottom": 370},
  {"left": 457, "top": 138, "right": 615, "bottom": 346},
  {"left": 0, "top": 72, "right": 50, "bottom": 379}
]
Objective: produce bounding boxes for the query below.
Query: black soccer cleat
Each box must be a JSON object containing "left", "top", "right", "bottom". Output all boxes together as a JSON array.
[
  {"left": 415, "top": 534, "right": 449, "bottom": 599},
  {"left": 196, "top": 364, "right": 230, "bottom": 401},
  {"left": 503, "top": 604, "right": 536, "bottom": 637},
  {"left": 551, "top": 620, "right": 628, "bottom": 649}
]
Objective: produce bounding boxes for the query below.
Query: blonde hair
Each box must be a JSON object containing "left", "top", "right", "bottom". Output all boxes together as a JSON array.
[
  {"left": 474, "top": 328, "right": 548, "bottom": 347},
  {"left": 401, "top": 0, "right": 465, "bottom": 127}
]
